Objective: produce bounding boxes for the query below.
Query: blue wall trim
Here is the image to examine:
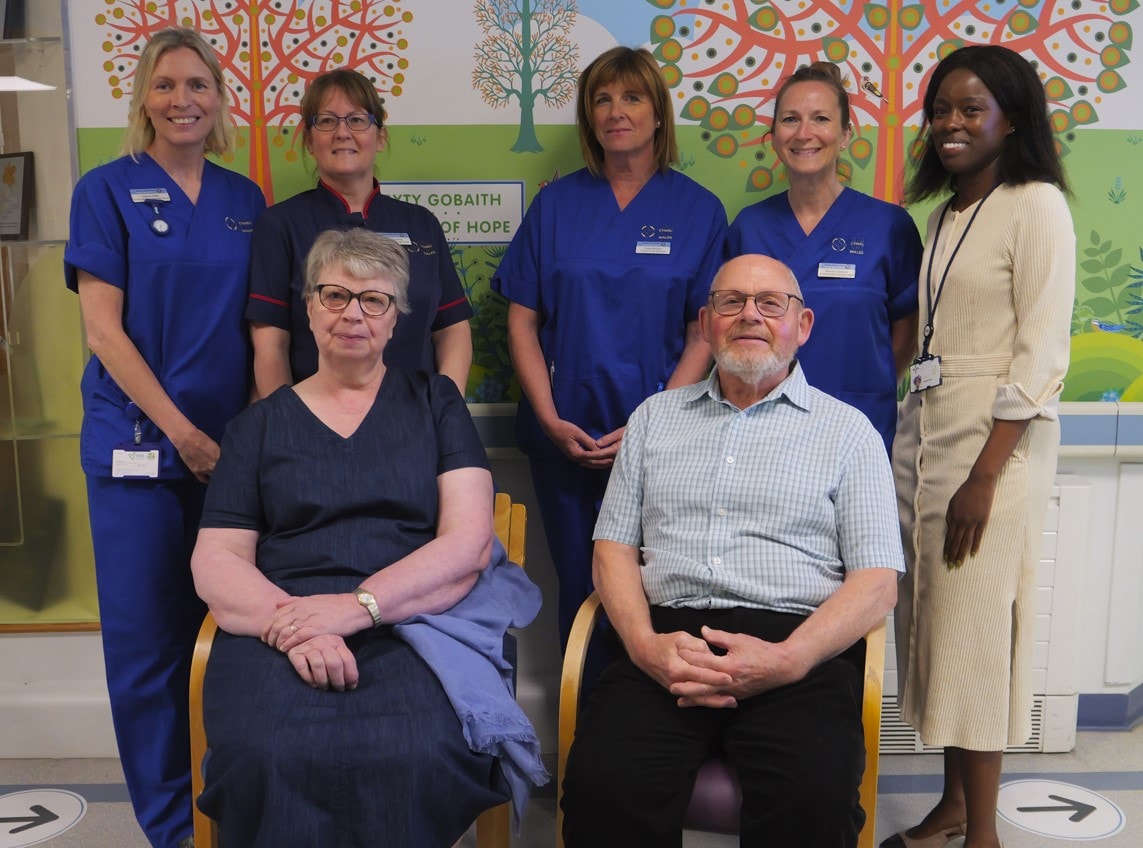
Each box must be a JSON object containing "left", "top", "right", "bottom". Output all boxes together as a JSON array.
[
  {"left": 477, "top": 403, "right": 1140, "bottom": 450},
  {"left": 1059, "top": 411, "right": 1118, "bottom": 446},
  {"left": 1077, "top": 683, "right": 1143, "bottom": 729},
  {"left": 1115, "top": 411, "right": 1143, "bottom": 446}
]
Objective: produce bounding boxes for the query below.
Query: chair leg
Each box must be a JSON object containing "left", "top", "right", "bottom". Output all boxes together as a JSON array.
[{"left": 475, "top": 802, "right": 510, "bottom": 847}]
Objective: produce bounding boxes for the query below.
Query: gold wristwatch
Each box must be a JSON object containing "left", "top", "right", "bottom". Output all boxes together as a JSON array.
[{"left": 354, "top": 587, "right": 383, "bottom": 628}]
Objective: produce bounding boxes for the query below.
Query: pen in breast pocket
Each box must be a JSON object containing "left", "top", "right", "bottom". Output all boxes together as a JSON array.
[{"left": 549, "top": 361, "right": 555, "bottom": 386}]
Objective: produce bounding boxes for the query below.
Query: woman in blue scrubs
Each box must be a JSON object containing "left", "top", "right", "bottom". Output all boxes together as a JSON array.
[
  {"left": 493, "top": 47, "right": 727, "bottom": 647},
  {"left": 65, "top": 28, "right": 264, "bottom": 848},
  {"left": 246, "top": 69, "right": 473, "bottom": 398},
  {"left": 728, "top": 62, "right": 921, "bottom": 453}
]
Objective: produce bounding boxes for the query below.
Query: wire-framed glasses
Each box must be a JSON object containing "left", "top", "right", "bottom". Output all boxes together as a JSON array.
[
  {"left": 310, "top": 113, "right": 377, "bottom": 133},
  {"left": 708, "top": 290, "right": 803, "bottom": 318},
  {"left": 314, "top": 284, "right": 395, "bottom": 316}
]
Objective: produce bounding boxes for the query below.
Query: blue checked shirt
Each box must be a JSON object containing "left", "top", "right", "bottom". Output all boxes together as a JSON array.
[{"left": 593, "top": 364, "right": 905, "bottom": 614}]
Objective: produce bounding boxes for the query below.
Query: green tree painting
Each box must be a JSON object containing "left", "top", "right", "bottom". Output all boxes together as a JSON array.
[{"left": 473, "top": 0, "right": 580, "bottom": 152}]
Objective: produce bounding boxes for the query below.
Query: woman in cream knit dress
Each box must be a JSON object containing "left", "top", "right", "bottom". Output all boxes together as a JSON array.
[{"left": 887, "top": 46, "right": 1074, "bottom": 848}]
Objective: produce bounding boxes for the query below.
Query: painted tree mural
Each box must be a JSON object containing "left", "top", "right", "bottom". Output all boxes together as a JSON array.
[
  {"left": 647, "top": 0, "right": 1136, "bottom": 201},
  {"left": 93, "top": 0, "right": 414, "bottom": 202},
  {"left": 472, "top": 0, "right": 580, "bottom": 152}
]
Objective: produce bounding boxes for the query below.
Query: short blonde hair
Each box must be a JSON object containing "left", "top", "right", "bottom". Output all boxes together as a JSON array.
[
  {"left": 576, "top": 47, "right": 678, "bottom": 177},
  {"left": 121, "top": 28, "right": 234, "bottom": 158}
]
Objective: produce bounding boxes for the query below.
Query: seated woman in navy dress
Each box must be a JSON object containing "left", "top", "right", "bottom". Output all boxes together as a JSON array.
[{"left": 190, "top": 228, "right": 546, "bottom": 847}]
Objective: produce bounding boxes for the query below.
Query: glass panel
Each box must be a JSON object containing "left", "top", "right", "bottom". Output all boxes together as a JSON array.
[
  {"left": 0, "top": 243, "right": 97, "bottom": 624},
  {"left": 0, "top": 436, "right": 98, "bottom": 623}
]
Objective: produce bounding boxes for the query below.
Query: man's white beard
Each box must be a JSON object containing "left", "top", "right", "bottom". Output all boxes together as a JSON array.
[{"left": 716, "top": 346, "right": 791, "bottom": 385}]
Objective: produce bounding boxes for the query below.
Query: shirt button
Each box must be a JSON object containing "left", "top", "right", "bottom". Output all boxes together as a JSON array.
[
  {"left": 726, "top": 456, "right": 735, "bottom": 464},
  {"left": 717, "top": 507, "right": 727, "bottom": 516},
  {"left": 712, "top": 556, "right": 722, "bottom": 565}
]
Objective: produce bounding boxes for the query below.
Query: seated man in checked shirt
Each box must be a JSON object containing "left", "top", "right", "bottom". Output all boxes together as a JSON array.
[{"left": 561, "top": 254, "right": 905, "bottom": 848}]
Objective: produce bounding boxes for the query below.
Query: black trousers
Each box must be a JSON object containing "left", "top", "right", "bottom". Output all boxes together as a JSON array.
[{"left": 561, "top": 607, "right": 866, "bottom": 848}]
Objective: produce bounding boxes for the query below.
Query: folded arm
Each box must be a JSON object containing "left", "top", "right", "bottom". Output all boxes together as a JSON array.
[{"left": 266, "top": 466, "right": 495, "bottom": 651}]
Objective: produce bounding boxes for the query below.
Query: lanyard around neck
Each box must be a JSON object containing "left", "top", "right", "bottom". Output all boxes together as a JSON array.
[{"left": 920, "top": 183, "right": 1000, "bottom": 358}]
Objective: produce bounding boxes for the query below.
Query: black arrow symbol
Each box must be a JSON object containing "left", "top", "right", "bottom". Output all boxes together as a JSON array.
[
  {"left": 1017, "top": 794, "right": 1097, "bottom": 822},
  {"left": 0, "top": 804, "right": 60, "bottom": 834}
]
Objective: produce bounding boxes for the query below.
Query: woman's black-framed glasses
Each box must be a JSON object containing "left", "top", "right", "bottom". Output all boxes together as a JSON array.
[
  {"left": 708, "top": 290, "right": 803, "bottom": 318},
  {"left": 310, "top": 113, "right": 377, "bottom": 133},
  {"left": 314, "top": 284, "right": 395, "bottom": 316}
]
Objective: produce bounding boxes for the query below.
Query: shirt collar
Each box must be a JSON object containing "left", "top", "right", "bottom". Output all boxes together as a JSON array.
[
  {"left": 316, "top": 178, "right": 382, "bottom": 218},
  {"left": 684, "top": 361, "right": 814, "bottom": 414}
]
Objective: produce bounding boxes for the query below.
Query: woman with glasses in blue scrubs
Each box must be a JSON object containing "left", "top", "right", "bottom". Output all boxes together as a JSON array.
[
  {"left": 246, "top": 68, "right": 473, "bottom": 399},
  {"left": 493, "top": 47, "right": 727, "bottom": 648},
  {"left": 65, "top": 28, "right": 265, "bottom": 848}
]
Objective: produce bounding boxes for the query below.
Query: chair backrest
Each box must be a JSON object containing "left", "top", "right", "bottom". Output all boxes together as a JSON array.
[
  {"left": 190, "top": 494, "right": 527, "bottom": 848},
  {"left": 494, "top": 491, "right": 527, "bottom": 569},
  {"left": 188, "top": 616, "right": 219, "bottom": 845}
]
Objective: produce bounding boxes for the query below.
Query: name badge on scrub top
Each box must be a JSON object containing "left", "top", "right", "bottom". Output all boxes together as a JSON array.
[
  {"left": 112, "top": 445, "right": 161, "bottom": 478},
  {"left": 129, "top": 188, "right": 172, "bottom": 204},
  {"left": 378, "top": 232, "right": 412, "bottom": 246},
  {"left": 818, "top": 262, "right": 856, "bottom": 279},
  {"left": 636, "top": 241, "right": 671, "bottom": 255}
]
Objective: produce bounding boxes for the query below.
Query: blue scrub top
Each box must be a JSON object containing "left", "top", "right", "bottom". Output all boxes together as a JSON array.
[
  {"left": 245, "top": 181, "right": 473, "bottom": 381},
  {"left": 65, "top": 154, "right": 266, "bottom": 479},
  {"left": 493, "top": 167, "right": 727, "bottom": 455},
  {"left": 728, "top": 188, "right": 921, "bottom": 450}
]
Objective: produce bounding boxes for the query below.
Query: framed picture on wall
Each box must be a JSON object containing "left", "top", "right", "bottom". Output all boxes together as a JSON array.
[{"left": 0, "top": 151, "right": 33, "bottom": 240}]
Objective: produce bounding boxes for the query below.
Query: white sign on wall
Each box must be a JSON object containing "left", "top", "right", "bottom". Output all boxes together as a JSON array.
[{"left": 384, "top": 181, "right": 525, "bottom": 244}]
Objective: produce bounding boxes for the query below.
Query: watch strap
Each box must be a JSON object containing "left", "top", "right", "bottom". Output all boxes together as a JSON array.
[{"left": 354, "top": 587, "right": 383, "bottom": 628}]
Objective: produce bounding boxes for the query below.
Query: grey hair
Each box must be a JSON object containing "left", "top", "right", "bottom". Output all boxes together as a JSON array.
[{"left": 303, "top": 228, "right": 411, "bottom": 315}]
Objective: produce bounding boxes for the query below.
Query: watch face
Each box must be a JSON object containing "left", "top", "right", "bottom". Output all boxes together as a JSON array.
[{"left": 357, "top": 590, "right": 375, "bottom": 604}]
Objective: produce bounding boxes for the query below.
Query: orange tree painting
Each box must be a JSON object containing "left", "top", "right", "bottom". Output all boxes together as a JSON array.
[
  {"left": 647, "top": 0, "right": 1136, "bottom": 201},
  {"left": 93, "top": 0, "right": 414, "bottom": 202},
  {"left": 472, "top": 0, "right": 580, "bottom": 152}
]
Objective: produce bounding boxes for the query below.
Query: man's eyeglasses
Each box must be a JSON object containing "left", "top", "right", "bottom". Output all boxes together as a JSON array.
[
  {"left": 314, "top": 284, "right": 395, "bottom": 316},
  {"left": 708, "top": 290, "right": 803, "bottom": 318},
  {"left": 310, "top": 113, "right": 378, "bottom": 133}
]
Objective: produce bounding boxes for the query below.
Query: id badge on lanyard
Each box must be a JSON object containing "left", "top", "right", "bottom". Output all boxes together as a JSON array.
[
  {"left": 909, "top": 355, "right": 942, "bottom": 393},
  {"left": 112, "top": 412, "right": 160, "bottom": 478},
  {"left": 913, "top": 185, "right": 998, "bottom": 393}
]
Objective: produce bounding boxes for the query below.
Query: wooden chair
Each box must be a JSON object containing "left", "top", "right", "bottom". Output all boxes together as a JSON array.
[
  {"left": 555, "top": 593, "right": 886, "bottom": 848},
  {"left": 189, "top": 492, "right": 527, "bottom": 848}
]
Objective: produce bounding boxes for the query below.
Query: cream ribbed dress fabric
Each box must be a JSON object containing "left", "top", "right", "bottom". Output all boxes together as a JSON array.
[{"left": 892, "top": 181, "right": 1075, "bottom": 750}]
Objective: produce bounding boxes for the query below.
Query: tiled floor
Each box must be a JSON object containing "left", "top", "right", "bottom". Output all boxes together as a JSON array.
[{"left": 1, "top": 724, "right": 1140, "bottom": 846}]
